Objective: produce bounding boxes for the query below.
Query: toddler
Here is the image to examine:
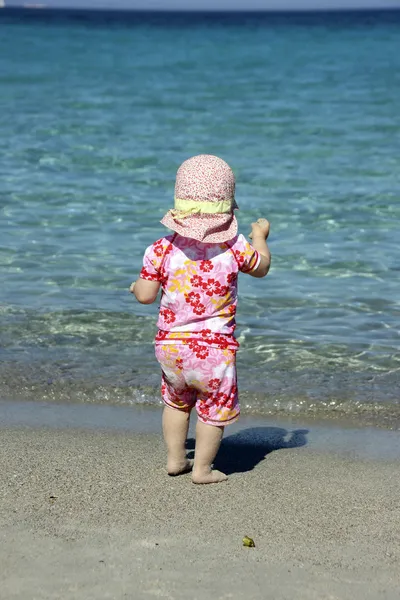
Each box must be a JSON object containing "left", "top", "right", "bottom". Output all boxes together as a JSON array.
[{"left": 130, "top": 155, "right": 270, "bottom": 484}]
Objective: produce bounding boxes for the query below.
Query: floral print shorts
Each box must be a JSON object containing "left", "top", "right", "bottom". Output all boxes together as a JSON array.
[{"left": 155, "top": 343, "right": 239, "bottom": 427}]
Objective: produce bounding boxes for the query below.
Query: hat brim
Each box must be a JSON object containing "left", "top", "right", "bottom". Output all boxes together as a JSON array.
[{"left": 160, "top": 212, "right": 238, "bottom": 244}]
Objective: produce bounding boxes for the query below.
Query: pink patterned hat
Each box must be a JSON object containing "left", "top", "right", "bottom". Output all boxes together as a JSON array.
[{"left": 161, "top": 154, "right": 238, "bottom": 243}]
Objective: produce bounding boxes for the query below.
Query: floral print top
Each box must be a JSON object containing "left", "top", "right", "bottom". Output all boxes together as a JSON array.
[{"left": 140, "top": 233, "right": 260, "bottom": 349}]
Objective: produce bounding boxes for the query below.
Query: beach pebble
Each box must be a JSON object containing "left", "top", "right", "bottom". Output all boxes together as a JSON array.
[{"left": 242, "top": 536, "right": 255, "bottom": 548}]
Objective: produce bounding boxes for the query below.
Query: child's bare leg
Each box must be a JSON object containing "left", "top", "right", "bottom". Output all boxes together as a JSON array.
[
  {"left": 192, "top": 420, "right": 227, "bottom": 484},
  {"left": 162, "top": 405, "right": 193, "bottom": 476}
]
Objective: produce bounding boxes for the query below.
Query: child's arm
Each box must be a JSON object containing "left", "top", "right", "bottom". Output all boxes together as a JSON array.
[
  {"left": 129, "top": 279, "right": 161, "bottom": 304},
  {"left": 248, "top": 218, "right": 271, "bottom": 278}
]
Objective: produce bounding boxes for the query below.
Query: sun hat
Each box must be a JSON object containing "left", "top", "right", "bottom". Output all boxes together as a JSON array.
[{"left": 161, "top": 154, "right": 238, "bottom": 244}]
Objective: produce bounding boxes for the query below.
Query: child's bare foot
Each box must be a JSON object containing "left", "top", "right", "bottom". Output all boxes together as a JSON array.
[
  {"left": 167, "top": 458, "right": 194, "bottom": 476},
  {"left": 192, "top": 468, "right": 228, "bottom": 484}
]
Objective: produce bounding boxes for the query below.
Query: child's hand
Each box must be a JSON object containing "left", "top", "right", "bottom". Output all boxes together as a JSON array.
[
  {"left": 129, "top": 282, "right": 136, "bottom": 294},
  {"left": 249, "top": 218, "right": 270, "bottom": 240}
]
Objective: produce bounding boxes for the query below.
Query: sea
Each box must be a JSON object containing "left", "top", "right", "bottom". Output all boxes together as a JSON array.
[{"left": 1, "top": 8, "right": 399, "bottom": 429}]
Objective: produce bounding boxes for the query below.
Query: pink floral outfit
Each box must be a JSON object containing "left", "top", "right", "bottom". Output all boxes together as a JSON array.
[{"left": 140, "top": 233, "right": 260, "bottom": 426}]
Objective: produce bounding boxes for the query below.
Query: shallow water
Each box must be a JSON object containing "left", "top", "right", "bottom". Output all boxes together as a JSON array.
[{"left": 0, "top": 9, "right": 399, "bottom": 427}]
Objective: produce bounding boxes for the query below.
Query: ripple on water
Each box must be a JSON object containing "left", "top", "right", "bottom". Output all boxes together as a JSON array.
[{"left": 0, "top": 11, "right": 399, "bottom": 423}]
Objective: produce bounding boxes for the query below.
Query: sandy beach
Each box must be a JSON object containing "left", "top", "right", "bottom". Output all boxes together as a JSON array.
[
  {"left": 1, "top": 412, "right": 399, "bottom": 600},
  {"left": 2, "top": 7, "right": 400, "bottom": 599}
]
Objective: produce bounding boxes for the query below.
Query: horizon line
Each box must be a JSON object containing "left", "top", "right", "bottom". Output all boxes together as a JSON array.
[{"left": 3, "top": 5, "right": 400, "bottom": 12}]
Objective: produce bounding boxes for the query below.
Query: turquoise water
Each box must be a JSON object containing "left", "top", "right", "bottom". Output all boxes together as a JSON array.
[{"left": 1, "top": 10, "right": 399, "bottom": 427}]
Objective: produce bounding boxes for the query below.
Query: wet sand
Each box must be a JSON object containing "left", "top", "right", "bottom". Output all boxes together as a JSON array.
[{"left": 1, "top": 420, "right": 399, "bottom": 600}]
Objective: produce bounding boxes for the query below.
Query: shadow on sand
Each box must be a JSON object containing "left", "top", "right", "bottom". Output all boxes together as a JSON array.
[{"left": 186, "top": 427, "right": 309, "bottom": 475}]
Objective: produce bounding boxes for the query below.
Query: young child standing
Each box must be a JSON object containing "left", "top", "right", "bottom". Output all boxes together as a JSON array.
[{"left": 130, "top": 155, "right": 270, "bottom": 484}]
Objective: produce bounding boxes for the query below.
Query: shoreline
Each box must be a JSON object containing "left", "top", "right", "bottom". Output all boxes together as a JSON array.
[
  {"left": 1, "top": 399, "right": 400, "bottom": 461},
  {"left": 1, "top": 424, "right": 399, "bottom": 599}
]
